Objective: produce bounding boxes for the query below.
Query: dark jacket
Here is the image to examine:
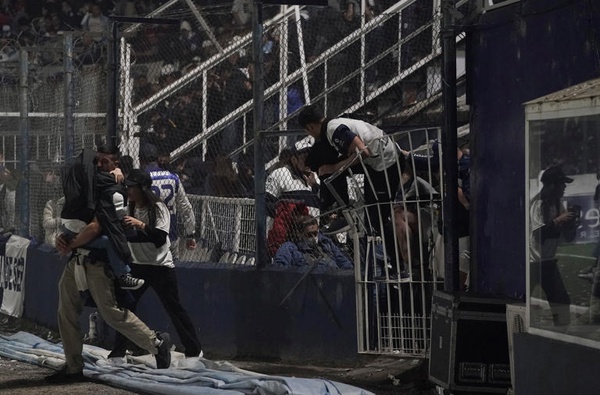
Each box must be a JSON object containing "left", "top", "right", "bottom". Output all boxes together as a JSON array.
[
  {"left": 94, "top": 172, "right": 133, "bottom": 264},
  {"left": 60, "top": 149, "right": 132, "bottom": 264},
  {"left": 274, "top": 234, "right": 353, "bottom": 270},
  {"left": 61, "top": 148, "right": 97, "bottom": 224}
]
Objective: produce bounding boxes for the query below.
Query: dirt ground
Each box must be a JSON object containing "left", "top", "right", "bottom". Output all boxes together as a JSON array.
[
  {"left": 0, "top": 314, "right": 436, "bottom": 394},
  {"left": 0, "top": 356, "right": 138, "bottom": 394}
]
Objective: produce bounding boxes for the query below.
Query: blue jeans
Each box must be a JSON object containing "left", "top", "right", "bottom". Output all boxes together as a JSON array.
[
  {"left": 63, "top": 228, "right": 130, "bottom": 278},
  {"left": 86, "top": 235, "right": 130, "bottom": 278}
]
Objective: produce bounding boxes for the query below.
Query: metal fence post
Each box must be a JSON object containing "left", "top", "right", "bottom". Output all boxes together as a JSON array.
[
  {"left": 107, "top": 20, "right": 119, "bottom": 149},
  {"left": 64, "top": 33, "right": 75, "bottom": 160},
  {"left": 442, "top": 0, "right": 459, "bottom": 292},
  {"left": 253, "top": 1, "right": 268, "bottom": 268},
  {"left": 18, "top": 50, "right": 29, "bottom": 237}
]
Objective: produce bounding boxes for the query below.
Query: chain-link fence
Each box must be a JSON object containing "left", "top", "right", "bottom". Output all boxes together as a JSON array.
[
  {"left": 0, "top": 32, "right": 108, "bottom": 242},
  {"left": 113, "top": 1, "right": 447, "bottom": 357},
  {"left": 116, "top": 0, "right": 445, "bottom": 257},
  {"left": 0, "top": 0, "right": 450, "bottom": 357}
]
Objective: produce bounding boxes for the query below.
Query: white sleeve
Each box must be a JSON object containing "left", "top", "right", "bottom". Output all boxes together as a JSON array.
[
  {"left": 112, "top": 192, "right": 127, "bottom": 220},
  {"left": 265, "top": 168, "right": 283, "bottom": 197},
  {"left": 156, "top": 202, "right": 171, "bottom": 234},
  {"left": 42, "top": 199, "right": 57, "bottom": 231},
  {"left": 175, "top": 182, "right": 196, "bottom": 236},
  {"left": 530, "top": 199, "right": 545, "bottom": 233}
]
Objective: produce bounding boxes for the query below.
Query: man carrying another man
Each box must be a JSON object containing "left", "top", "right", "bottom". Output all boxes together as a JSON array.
[{"left": 46, "top": 145, "right": 172, "bottom": 384}]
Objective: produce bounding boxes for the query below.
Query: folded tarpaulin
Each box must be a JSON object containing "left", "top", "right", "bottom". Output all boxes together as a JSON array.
[{"left": 0, "top": 331, "right": 374, "bottom": 395}]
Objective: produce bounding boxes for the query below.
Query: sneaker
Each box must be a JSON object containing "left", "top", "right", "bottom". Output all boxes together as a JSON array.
[
  {"left": 45, "top": 367, "right": 86, "bottom": 384},
  {"left": 118, "top": 273, "right": 145, "bottom": 290},
  {"left": 154, "top": 332, "right": 172, "bottom": 369},
  {"left": 399, "top": 271, "right": 411, "bottom": 283},
  {"left": 322, "top": 217, "right": 351, "bottom": 235},
  {"left": 578, "top": 272, "right": 595, "bottom": 281},
  {"left": 185, "top": 350, "right": 204, "bottom": 359},
  {"left": 580, "top": 265, "right": 596, "bottom": 275},
  {"left": 578, "top": 266, "right": 597, "bottom": 282}
]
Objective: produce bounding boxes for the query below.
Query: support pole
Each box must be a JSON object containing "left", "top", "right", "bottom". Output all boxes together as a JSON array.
[
  {"left": 18, "top": 50, "right": 29, "bottom": 237},
  {"left": 442, "top": 0, "right": 459, "bottom": 292},
  {"left": 108, "top": 16, "right": 178, "bottom": 151},
  {"left": 107, "top": 21, "right": 119, "bottom": 149},
  {"left": 253, "top": 1, "right": 268, "bottom": 268},
  {"left": 64, "top": 33, "right": 75, "bottom": 160}
]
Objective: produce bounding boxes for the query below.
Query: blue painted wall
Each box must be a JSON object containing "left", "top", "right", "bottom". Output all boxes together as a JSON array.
[
  {"left": 514, "top": 333, "right": 600, "bottom": 394},
  {"left": 468, "top": 0, "right": 600, "bottom": 298},
  {"left": 23, "top": 246, "right": 358, "bottom": 364}
]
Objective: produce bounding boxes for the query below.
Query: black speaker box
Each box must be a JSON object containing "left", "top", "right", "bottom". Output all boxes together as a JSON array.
[{"left": 429, "top": 290, "right": 512, "bottom": 393}]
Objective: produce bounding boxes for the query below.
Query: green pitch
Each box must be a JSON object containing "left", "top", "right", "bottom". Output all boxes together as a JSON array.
[{"left": 553, "top": 242, "right": 596, "bottom": 306}]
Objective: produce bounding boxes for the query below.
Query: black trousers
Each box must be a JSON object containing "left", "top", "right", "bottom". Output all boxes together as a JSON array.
[
  {"left": 113, "top": 264, "right": 202, "bottom": 357},
  {"left": 530, "top": 258, "right": 571, "bottom": 325}
]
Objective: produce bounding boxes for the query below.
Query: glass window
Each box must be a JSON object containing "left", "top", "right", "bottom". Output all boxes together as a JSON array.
[{"left": 527, "top": 113, "right": 600, "bottom": 344}]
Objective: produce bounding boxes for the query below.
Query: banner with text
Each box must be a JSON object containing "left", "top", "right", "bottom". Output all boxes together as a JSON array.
[{"left": 0, "top": 235, "right": 31, "bottom": 317}]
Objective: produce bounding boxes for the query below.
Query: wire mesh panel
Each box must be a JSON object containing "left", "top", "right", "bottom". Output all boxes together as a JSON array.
[
  {"left": 117, "top": 0, "right": 445, "bottom": 191},
  {"left": 0, "top": 33, "right": 107, "bottom": 241},
  {"left": 182, "top": 194, "right": 255, "bottom": 264},
  {"left": 0, "top": 0, "right": 453, "bottom": 357},
  {"left": 198, "top": 195, "right": 255, "bottom": 254},
  {"left": 113, "top": 1, "right": 446, "bottom": 357}
]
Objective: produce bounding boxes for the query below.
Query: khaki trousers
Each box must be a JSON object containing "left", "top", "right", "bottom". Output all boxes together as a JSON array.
[{"left": 57, "top": 256, "right": 158, "bottom": 373}]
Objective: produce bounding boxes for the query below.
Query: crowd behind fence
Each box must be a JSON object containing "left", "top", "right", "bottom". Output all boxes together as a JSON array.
[
  {"left": 0, "top": 1, "right": 458, "bottom": 359},
  {"left": 0, "top": 1, "right": 447, "bottom": 255}
]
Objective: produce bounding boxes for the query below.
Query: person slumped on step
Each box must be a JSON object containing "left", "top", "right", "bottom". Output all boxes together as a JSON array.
[
  {"left": 392, "top": 162, "right": 439, "bottom": 280},
  {"left": 401, "top": 139, "right": 470, "bottom": 290},
  {"left": 45, "top": 146, "right": 173, "bottom": 385},
  {"left": 274, "top": 214, "right": 353, "bottom": 270}
]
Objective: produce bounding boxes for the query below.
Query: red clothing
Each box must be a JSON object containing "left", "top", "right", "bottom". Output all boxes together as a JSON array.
[{"left": 267, "top": 201, "right": 308, "bottom": 257}]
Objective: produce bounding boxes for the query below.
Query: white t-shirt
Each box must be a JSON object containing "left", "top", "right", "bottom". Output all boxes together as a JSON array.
[
  {"left": 265, "top": 166, "right": 320, "bottom": 219},
  {"left": 127, "top": 202, "right": 174, "bottom": 268},
  {"left": 529, "top": 195, "right": 565, "bottom": 263},
  {"left": 325, "top": 118, "right": 397, "bottom": 172}
]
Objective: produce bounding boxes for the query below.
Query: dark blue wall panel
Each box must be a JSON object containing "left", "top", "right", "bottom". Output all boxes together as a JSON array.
[
  {"left": 514, "top": 333, "right": 600, "bottom": 394},
  {"left": 468, "top": 0, "right": 600, "bottom": 298},
  {"left": 23, "top": 246, "right": 358, "bottom": 364}
]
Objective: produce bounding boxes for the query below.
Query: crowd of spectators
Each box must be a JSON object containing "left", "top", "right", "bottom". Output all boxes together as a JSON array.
[
  {"left": 0, "top": 1, "right": 440, "bottom": 272},
  {"left": 0, "top": 0, "right": 422, "bottom": 176},
  {"left": 128, "top": 0, "right": 416, "bottom": 201}
]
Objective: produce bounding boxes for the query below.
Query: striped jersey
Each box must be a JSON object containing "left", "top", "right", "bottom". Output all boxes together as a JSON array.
[{"left": 144, "top": 164, "right": 195, "bottom": 241}]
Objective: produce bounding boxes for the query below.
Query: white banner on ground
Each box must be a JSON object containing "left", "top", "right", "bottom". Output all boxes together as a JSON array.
[{"left": 0, "top": 235, "right": 31, "bottom": 317}]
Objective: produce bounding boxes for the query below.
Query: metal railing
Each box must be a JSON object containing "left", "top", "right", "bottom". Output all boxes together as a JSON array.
[{"left": 118, "top": 0, "right": 447, "bottom": 163}]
